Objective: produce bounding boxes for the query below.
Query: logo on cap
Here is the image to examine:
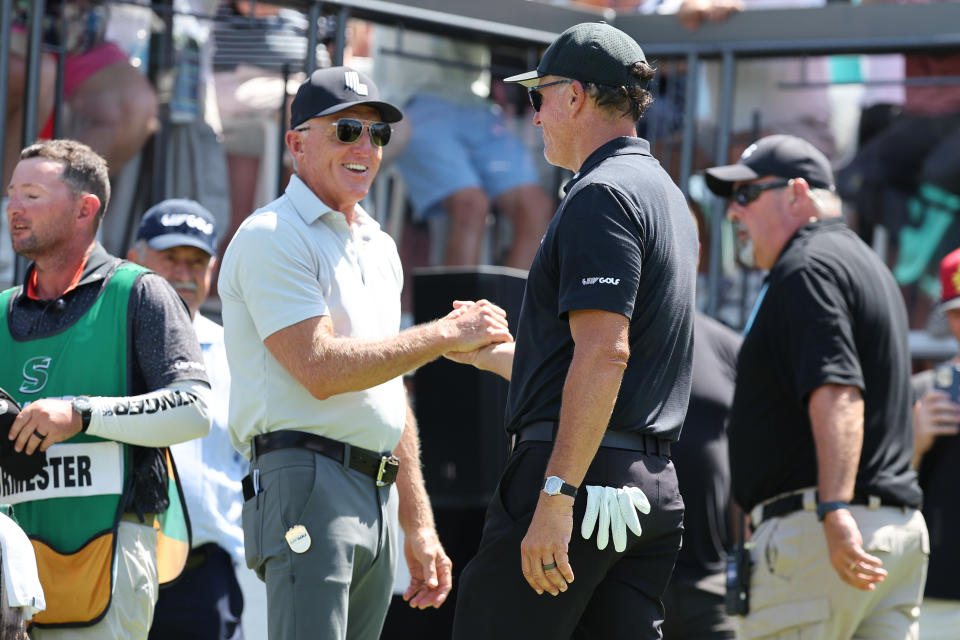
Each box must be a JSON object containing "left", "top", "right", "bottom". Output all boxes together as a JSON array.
[
  {"left": 344, "top": 71, "right": 368, "bottom": 97},
  {"left": 741, "top": 144, "right": 758, "bottom": 161},
  {"left": 160, "top": 213, "right": 214, "bottom": 237}
]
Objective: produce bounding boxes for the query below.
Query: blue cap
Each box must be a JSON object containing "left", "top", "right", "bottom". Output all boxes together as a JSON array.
[{"left": 136, "top": 199, "right": 217, "bottom": 256}]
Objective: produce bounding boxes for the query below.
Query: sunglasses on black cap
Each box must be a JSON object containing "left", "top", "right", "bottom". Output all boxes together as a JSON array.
[
  {"left": 527, "top": 79, "right": 573, "bottom": 112},
  {"left": 731, "top": 180, "right": 790, "bottom": 206},
  {"left": 297, "top": 118, "right": 392, "bottom": 147}
]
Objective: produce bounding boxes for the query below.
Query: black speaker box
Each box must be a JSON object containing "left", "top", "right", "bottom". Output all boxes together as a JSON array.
[{"left": 412, "top": 266, "right": 527, "bottom": 508}]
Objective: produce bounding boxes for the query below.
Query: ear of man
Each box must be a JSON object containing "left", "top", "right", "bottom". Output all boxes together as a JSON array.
[
  {"left": 786, "top": 178, "right": 819, "bottom": 223},
  {"left": 77, "top": 193, "right": 101, "bottom": 231},
  {"left": 567, "top": 80, "right": 586, "bottom": 117},
  {"left": 285, "top": 128, "right": 305, "bottom": 158}
]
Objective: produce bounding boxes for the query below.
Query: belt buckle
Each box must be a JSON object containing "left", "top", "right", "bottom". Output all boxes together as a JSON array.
[{"left": 376, "top": 455, "right": 400, "bottom": 487}]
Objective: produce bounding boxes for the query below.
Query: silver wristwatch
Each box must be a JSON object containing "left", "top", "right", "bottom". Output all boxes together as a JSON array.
[{"left": 542, "top": 475, "right": 578, "bottom": 498}]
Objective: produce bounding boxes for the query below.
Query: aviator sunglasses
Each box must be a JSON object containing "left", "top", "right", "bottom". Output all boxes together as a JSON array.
[
  {"left": 527, "top": 79, "right": 572, "bottom": 112},
  {"left": 297, "top": 118, "right": 392, "bottom": 147},
  {"left": 731, "top": 180, "right": 790, "bottom": 206}
]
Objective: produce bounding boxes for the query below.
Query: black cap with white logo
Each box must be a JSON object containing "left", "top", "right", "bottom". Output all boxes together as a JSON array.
[
  {"left": 290, "top": 66, "right": 402, "bottom": 128},
  {"left": 704, "top": 134, "right": 836, "bottom": 198}
]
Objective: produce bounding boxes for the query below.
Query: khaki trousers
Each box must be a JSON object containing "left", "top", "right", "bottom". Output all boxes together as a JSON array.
[
  {"left": 918, "top": 597, "right": 960, "bottom": 640},
  {"left": 31, "top": 521, "right": 159, "bottom": 640},
  {"left": 737, "top": 506, "right": 928, "bottom": 640}
]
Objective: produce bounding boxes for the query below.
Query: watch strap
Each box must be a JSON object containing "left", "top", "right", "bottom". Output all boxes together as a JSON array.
[
  {"left": 73, "top": 397, "right": 92, "bottom": 433},
  {"left": 557, "top": 480, "right": 577, "bottom": 498},
  {"left": 543, "top": 476, "right": 578, "bottom": 498},
  {"left": 816, "top": 500, "right": 849, "bottom": 521}
]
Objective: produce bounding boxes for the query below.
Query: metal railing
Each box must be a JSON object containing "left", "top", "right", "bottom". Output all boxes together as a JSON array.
[{"left": 3, "top": 0, "right": 959, "bottom": 339}]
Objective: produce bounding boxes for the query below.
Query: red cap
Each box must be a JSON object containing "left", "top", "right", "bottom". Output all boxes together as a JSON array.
[{"left": 940, "top": 247, "right": 960, "bottom": 311}]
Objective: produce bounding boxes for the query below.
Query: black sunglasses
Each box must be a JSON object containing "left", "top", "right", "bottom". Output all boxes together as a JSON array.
[
  {"left": 298, "top": 118, "right": 392, "bottom": 147},
  {"left": 731, "top": 180, "right": 790, "bottom": 206},
  {"left": 527, "top": 79, "right": 572, "bottom": 112}
]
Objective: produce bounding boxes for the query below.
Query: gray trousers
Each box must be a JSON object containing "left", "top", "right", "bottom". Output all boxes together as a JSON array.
[{"left": 242, "top": 446, "right": 399, "bottom": 640}]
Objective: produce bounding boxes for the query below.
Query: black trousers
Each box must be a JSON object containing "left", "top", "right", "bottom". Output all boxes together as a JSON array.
[
  {"left": 148, "top": 543, "right": 244, "bottom": 640},
  {"left": 661, "top": 569, "right": 736, "bottom": 640},
  {"left": 452, "top": 441, "right": 684, "bottom": 639}
]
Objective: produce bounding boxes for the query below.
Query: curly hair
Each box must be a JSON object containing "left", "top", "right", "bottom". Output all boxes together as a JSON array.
[
  {"left": 20, "top": 139, "right": 110, "bottom": 231},
  {"left": 582, "top": 61, "right": 656, "bottom": 122}
]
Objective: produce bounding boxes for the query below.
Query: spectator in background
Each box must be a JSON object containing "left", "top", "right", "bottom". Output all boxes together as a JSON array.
[
  {"left": 705, "top": 134, "right": 927, "bottom": 639},
  {"left": 839, "top": 0, "right": 960, "bottom": 326},
  {"left": 3, "top": 28, "right": 56, "bottom": 191},
  {"left": 372, "top": 29, "right": 554, "bottom": 269},
  {"left": 910, "top": 246, "right": 960, "bottom": 640},
  {"left": 3, "top": 0, "right": 158, "bottom": 279},
  {"left": 662, "top": 310, "right": 741, "bottom": 640},
  {"left": 572, "top": 0, "right": 835, "bottom": 163},
  {"left": 127, "top": 199, "right": 247, "bottom": 640},
  {"left": 212, "top": 0, "right": 330, "bottom": 251},
  {"left": 160, "top": 0, "right": 231, "bottom": 244},
  {"left": 12, "top": 0, "right": 158, "bottom": 178},
  {"left": 2, "top": 28, "right": 57, "bottom": 290},
  {"left": 680, "top": 0, "right": 835, "bottom": 161}
]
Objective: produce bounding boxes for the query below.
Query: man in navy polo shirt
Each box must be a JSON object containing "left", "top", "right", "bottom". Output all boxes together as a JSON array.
[{"left": 446, "top": 22, "right": 698, "bottom": 638}]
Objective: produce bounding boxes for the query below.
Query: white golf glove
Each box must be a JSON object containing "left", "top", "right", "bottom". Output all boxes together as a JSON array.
[{"left": 581, "top": 485, "right": 651, "bottom": 552}]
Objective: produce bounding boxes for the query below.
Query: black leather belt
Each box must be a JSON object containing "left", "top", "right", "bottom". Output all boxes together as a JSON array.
[
  {"left": 751, "top": 488, "right": 911, "bottom": 529},
  {"left": 243, "top": 431, "right": 399, "bottom": 499},
  {"left": 514, "top": 421, "right": 670, "bottom": 456}
]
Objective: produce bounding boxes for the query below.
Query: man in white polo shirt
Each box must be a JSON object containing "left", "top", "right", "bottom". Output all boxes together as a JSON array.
[{"left": 218, "top": 66, "right": 514, "bottom": 640}]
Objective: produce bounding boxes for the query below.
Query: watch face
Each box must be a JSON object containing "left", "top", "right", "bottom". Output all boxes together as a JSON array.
[
  {"left": 544, "top": 476, "right": 562, "bottom": 495},
  {"left": 74, "top": 396, "right": 91, "bottom": 412}
]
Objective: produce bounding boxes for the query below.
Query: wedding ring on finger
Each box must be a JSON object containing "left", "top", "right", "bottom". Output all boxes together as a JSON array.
[
  {"left": 849, "top": 561, "right": 857, "bottom": 571},
  {"left": 542, "top": 562, "right": 557, "bottom": 571}
]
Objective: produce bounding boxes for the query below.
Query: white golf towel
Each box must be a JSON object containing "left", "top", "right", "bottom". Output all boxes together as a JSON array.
[{"left": 0, "top": 511, "right": 45, "bottom": 619}]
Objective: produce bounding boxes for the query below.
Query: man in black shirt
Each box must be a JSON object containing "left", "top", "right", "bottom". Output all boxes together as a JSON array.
[
  {"left": 705, "top": 134, "right": 928, "bottom": 639},
  {"left": 446, "top": 22, "right": 698, "bottom": 639},
  {"left": 662, "top": 312, "right": 741, "bottom": 640},
  {"left": 911, "top": 246, "right": 960, "bottom": 639}
]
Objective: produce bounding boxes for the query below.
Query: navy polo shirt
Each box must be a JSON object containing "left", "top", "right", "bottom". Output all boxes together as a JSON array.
[
  {"left": 503, "top": 137, "right": 698, "bottom": 441},
  {"left": 729, "top": 218, "right": 922, "bottom": 512}
]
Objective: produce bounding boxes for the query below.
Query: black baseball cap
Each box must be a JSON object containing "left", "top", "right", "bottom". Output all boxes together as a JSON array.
[
  {"left": 136, "top": 199, "right": 217, "bottom": 256},
  {"left": 704, "top": 134, "right": 836, "bottom": 198},
  {"left": 504, "top": 22, "right": 647, "bottom": 88},
  {"left": 290, "top": 66, "right": 402, "bottom": 129}
]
